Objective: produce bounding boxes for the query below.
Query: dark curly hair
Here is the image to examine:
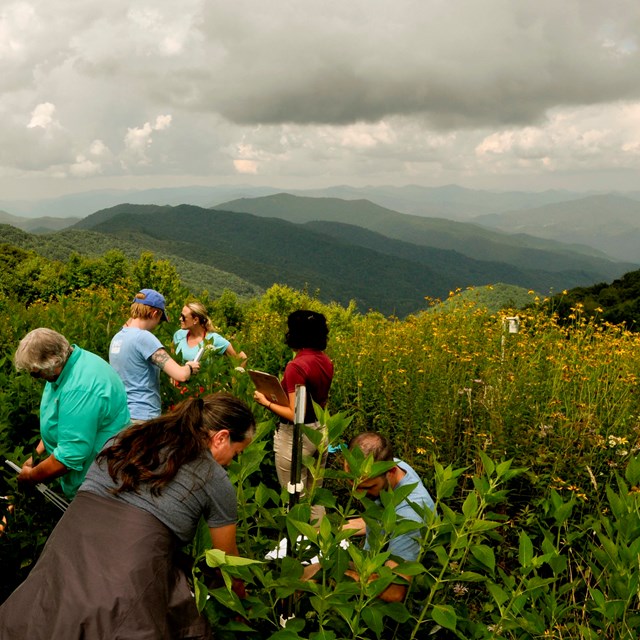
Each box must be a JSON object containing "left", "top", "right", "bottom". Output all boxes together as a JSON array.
[{"left": 285, "top": 310, "right": 329, "bottom": 350}]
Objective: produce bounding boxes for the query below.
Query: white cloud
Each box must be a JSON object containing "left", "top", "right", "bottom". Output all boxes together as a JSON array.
[
  {"left": 233, "top": 159, "right": 258, "bottom": 174},
  {"left": 27, "top": 102, "right": 58, "bottom": 129},
  {"left": 69, "top": 154, "right": 101, "bottom": 177},
  {"left": 122, "top": 114, "right": 172, "bottom": 165},
  {"left": 154, "top": 114, "right": 172, "bottom": 131},
  {"left": 89, "top": 139, "right": 109, "bottom": 156}
]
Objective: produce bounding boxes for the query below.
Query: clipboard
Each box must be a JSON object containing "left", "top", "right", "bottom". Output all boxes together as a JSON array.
[{"left": 248, "top": 369, "right": 289, "bottom": 406}]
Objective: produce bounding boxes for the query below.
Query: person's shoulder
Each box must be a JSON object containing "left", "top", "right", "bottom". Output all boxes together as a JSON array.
[
  {"left": 396, "top": 459, "right": 423, "bottom": 483},
  {"left": 173, "top": 329, "right": 187, "bottom": 342},
  {"left": 77, "top": 347, "right": 106, "bottom": 364},
  {"left": 188, "top": 454, "right": 233, "bottom": 486}
]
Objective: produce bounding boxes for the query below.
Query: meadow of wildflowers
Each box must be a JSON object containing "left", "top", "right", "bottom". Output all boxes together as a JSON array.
[{"left": 2, "top": 280, "right": 640, "bottom": 638}]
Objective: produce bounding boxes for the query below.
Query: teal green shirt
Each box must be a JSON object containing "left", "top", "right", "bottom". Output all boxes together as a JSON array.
[{"left": 40, "top": 346, "right": 131, "bottom": 498}]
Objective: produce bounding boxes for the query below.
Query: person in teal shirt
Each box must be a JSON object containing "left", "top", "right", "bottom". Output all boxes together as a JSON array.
[
  {"left": 13, "top": 328, "right": 131, "bottom": 499},
  {"left": 173, "top": 300, "right": 247, "bottom": 364}
]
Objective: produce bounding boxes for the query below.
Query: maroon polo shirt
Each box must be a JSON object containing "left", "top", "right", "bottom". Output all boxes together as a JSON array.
[{"left": 282, "top": 349, "right": 334, "bottom": 423}]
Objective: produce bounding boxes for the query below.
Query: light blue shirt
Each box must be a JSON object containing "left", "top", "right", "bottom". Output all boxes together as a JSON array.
[
  {"left": 172, "top": 329, "right": 230, "bottom": 362},
  {"left": 365, "top": 459, "right": 435, "bottom": 562},
  {"left": 109, "top": 327, "right": 163, "bottom": 420},
  {"left": 40, "top": 346, "right": 130, "bottom": 498}
]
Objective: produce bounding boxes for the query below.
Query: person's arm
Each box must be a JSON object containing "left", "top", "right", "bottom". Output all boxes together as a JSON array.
[
  {"left": 344, "top": 559, "right": 410, "bottom": 603},
  {"left": 18, "top": 454, "right": 68, "bottom": 487},
  {"left": 225, "top": 344, "right": 248, "bottom": 367},
  {"left": 209, "top": 523, "right": 239, "bottom": 555},
  {"left": 210, "top": 524, "right": 246, "bottom": 598},
  {"left": 151, "top": 348, "right": 200, "bottom": 382},
  {"left": 343, "top": 517, "right": 367, "bottom": 535},
  {"left": 22, "top": 439, "right": 46, "bottom": 468},
  {"left": 303, "top": 558, "right": 410, "bottom": 602},
  {"left": 254, "top": 390, "right": 295, "bottom": 423}
]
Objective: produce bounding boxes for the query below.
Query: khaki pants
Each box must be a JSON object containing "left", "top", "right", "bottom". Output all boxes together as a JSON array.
[{"left": 274, "top": 421, "right": 328, "bottom": 524}]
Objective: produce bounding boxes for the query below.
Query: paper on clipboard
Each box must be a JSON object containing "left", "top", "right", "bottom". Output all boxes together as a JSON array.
[{"left": 248, "top": 369, "right": 289, "bottom": 406}]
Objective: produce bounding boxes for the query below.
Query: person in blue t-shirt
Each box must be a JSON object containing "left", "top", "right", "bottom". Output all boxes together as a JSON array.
[
  {"left": 109, "top": 289, "right": 201, "bottom": 421},
  {"left": 304, "top": 431, "right": 435, "bottom": 602},
  {"left": 343, "top": 432, "right": 435, "bottom": 561}
]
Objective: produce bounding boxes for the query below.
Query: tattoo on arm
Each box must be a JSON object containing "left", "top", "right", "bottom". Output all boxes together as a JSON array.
[{"left": 151, "top": 349, "right": 171, "bottom": 370}]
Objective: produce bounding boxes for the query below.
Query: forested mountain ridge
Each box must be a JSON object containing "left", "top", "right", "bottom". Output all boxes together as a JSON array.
[
  {"left": 547, "top": 268, "right": 640, "bottom": 329},
  {"left": 212, "top": 194, "right": 635, "bottom": 277},
  {"left": 66, "top": 202, "right": 632, "bottom": 315},
  {"left": 0, "top": 223, "right": 263, "bottom": 300}
]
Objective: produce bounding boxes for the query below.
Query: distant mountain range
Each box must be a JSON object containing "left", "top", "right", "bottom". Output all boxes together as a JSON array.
[
  {"left": 0, "top": 209, "right": 81, "bottom": 233},
  {"left": 474, "top": 194, "right": 640, "bottom": 263},
  {"left": 1, "top": 185, "right": 638, "bottom": 315},
  {"left": 68, "top": 198, "right": 634, "bottom": 314},
  {"left": 3, "top": 183, "right": 640, "bottom": 220}
]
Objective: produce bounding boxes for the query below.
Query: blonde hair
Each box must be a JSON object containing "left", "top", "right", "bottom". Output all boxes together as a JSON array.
[
  {"left": 129, "top": 301, "right": 160, "bottom": 320},
  {"left": 185, "top": 301, "right": 215, "bottom": 333},
  {"left": 14, "top": 328, "right": 72, "bottom": 376}
]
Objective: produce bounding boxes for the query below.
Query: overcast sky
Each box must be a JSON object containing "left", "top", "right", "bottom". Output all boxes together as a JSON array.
[{"left": 1, "top": 0, "right": 639, "bottom": 199}]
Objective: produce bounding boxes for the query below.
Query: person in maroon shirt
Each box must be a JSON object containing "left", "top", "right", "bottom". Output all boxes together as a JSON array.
[{"left": 254, "top": 310, "right": 333, "bottom": 524}]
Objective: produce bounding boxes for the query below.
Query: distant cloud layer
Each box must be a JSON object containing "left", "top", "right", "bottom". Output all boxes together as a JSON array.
[{"left": 1, "top": 0, "right": 639, "bottom": 198}]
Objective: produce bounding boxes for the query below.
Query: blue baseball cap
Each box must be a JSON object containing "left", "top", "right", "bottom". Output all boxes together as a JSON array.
[{"left": 133, "top": 289, "right": 169, "bottom": 322}]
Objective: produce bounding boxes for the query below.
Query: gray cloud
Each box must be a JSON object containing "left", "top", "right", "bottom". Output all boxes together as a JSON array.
[{"left": 1, "top": 0, "right": 640, "bottom": 197}]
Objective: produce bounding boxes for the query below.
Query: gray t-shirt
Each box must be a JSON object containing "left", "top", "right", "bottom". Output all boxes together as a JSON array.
[{"left": 81, "top": 450, "right": 237, "bottom": 542}]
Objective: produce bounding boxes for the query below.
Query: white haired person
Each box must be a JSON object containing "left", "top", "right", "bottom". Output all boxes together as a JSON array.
[
  {"left": 173, "top": 300, "right": 247, "bottom": 366},
  {"left": 12, "top": 328, "right": 130, "bottom": 499},
  {"left": 0, "top": 393, "right": 255, "bottom": 639},
  {"left": 109, "top": 289, "right": 201, "bottom": 421}
]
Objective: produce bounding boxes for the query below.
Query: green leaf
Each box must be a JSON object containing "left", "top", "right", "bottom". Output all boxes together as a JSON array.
[
  {"left": 468, "top": 519, "right": 503, "bottom": 533},
  {"left": 518, "top": 531, "right": 534, "bottom": 568},
  {"left": 362, "top": 605, "right": 384, "bottom": 636},
  {"left": 625, "top": 454, "right": 640, "bottom": 487},
  {"left": 478, "top": 451, "right": 495, "bottom": 477},
  {"left": 462, "top": 491, "right": 478, "bottom": 518},
  {"left": 431, "top": 604, "right": 457, "bottom": 631},
  {"left": 287, "top": 520, "right": 319, "bottom": 545},
  {"left": 192, "top": 516, "right": 212, "bottom": 557},
  {"left": 192, "top": 576, "right": 208, "bottom": 612},
  {"left": 309, "top": 631, "right": 338, "bottom": 640},
  {"left": 495, "top": 459, "right": 513, "bottom": 477},
  {"left": 470, "top": 544, "right": 495, "bottom": 574},
  {"left": 381, "top": 601, "right": 411, "bottom": 623},
  {"left": 392, "top": 561, "right": 426, "bottom": 576},
  {"left": 456, "top": 571, "right": 486, "bottom": 582},
  {"left": 487, "top": 582, "right": 509, "bottom": 606},
  {"left": 204, "top": 548, "right": 262, "bottom": 568}
]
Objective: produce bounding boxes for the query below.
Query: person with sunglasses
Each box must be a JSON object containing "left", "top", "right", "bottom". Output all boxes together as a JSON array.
[
  {"left": 12, "top": 327, "right": 131, "bottom": 499},
  {"left": 173, "top": 300, "right": 247, "bottom": 366}
]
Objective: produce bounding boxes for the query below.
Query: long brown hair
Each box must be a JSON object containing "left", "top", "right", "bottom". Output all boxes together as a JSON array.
[{"left": 98, "top": 393, "right": 254, "bottom": 495}]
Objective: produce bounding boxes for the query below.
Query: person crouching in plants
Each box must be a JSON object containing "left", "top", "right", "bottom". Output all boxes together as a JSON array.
[
  {"left": 304, "top": 431, "right": 435, "bottom": 602},
  {"left": 0, "top": 393, "right": 255, "bottom": 639}
]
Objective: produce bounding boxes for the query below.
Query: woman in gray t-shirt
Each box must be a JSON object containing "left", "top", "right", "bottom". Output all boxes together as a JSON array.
[{"left": 0, "top": 393, "right": 255, "bottom": 640}]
